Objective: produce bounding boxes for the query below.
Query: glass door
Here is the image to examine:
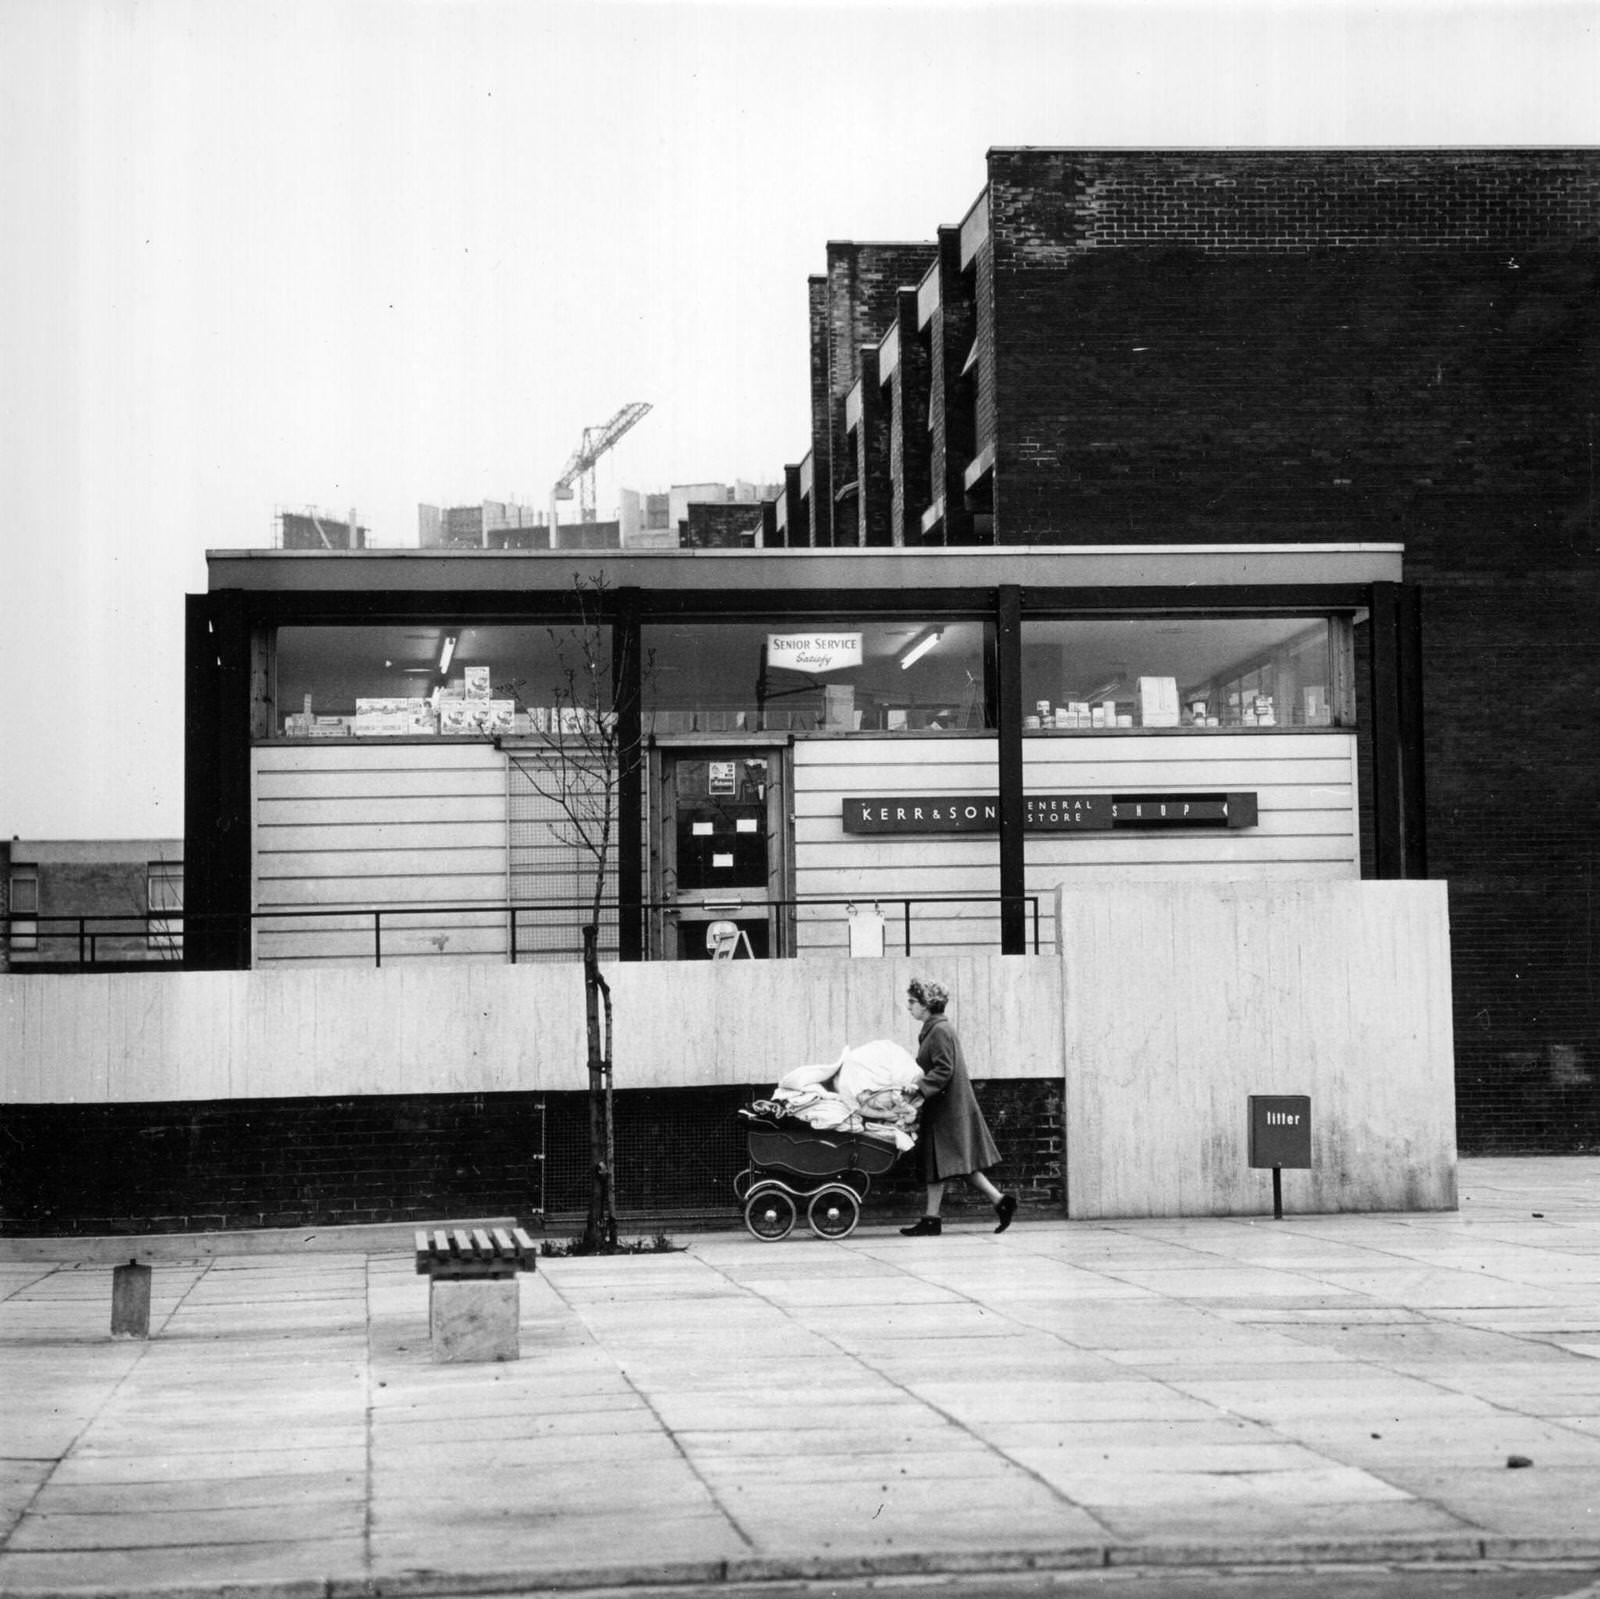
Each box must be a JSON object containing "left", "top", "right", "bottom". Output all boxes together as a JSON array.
[{"left": 652, "top": 751, "right": 787, "bottom": 959}]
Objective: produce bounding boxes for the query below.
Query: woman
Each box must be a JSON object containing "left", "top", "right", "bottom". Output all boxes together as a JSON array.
[{"left": 900, "top": 978, "right": 1018, "bottom": 1236}]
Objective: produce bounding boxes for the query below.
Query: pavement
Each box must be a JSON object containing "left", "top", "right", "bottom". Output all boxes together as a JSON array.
[{"left": 3, "top": 1156, "right": 1600, "bottom": 1598}]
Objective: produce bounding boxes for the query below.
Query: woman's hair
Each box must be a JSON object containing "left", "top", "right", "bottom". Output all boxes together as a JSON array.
[{"left": 907, "top": 978, "right": 948, "bottom": 1014}]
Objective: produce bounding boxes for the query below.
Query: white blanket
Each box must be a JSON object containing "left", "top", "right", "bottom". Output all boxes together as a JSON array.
[{"left": 770, "top": 1041, "right": 922, "bottom": 1148}]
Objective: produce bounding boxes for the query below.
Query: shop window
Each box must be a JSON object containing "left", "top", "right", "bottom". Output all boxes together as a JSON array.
[
  {"left": 644, "top": 619, "right": 989, "bottom": 735},
  {"left": 1020, "top": 617, "right": 1348, "bottom": 730},
  {"left": 8, "top": 868, "right": 38, "bottom": 951},
  {"left": 269, "top": 623, "right": 611, "bottom": 739}
]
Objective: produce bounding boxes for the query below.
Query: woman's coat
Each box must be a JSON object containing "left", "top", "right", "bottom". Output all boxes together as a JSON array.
[{"left": 914, "top": 1013, "right": 1001, "bottom": 1181}]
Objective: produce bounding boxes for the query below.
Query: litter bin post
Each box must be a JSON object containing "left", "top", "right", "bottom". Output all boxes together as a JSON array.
[{"left": 111, "top": 1260, "right": 151, "bottom": 1339}]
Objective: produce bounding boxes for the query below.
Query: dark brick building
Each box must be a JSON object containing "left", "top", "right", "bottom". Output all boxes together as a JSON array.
[
  {"left": 774, "top": 148, "right": 1600, "bottom": 1155},
  {"left": 683, "top": 501, "right": 764, "bottom": 548}
]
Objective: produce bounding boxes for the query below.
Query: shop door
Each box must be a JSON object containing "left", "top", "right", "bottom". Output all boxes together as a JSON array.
[{"left": 653, "top": 751, "right": 787, "bottom": 960}]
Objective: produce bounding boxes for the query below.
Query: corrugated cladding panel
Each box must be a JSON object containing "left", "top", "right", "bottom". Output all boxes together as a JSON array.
[
  {"left": 253, "top": 744, "right": 510, "bottom": 965},
  {"left": 792, "top": 733, "right": 1359, "bottom": 956}
]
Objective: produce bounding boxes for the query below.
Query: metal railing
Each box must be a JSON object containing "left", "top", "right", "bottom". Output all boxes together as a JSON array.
[
  {"left": 0, "top": 916, "right": 183, "bottom": 968},
  {"left": 3, "top": 894, "right": 1045, "bottom": 970}
]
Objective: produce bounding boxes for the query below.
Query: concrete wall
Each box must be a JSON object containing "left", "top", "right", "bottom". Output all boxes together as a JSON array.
[
  {"left": 0, "top": 954, "right": 1059, "bottom": 1103},
  {"left": 1, "top": 882, "right": 1454, "bottom": 1218},
  {"left": 1062, "top": 880, "right": 1456, "bottom": 1217}
]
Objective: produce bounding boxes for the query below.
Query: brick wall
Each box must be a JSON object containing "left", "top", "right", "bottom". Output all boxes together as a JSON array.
[
  {"left": 818, "top": 242, "right": 939, "bottom": 545},
  {"left": 683, "top": 502, "right": 763, "bottom": 549},
  {"left": 854, "top": 346, "right": 893, "bottom": 546},
  {"left": 807, "top": 276, "right": 830, "bottom": 547},
  {"left": 0, "top": 1083, "right": 1064, "bottom": 1236},
  {"left": 926, "top": 226, "right": 977, "bottom": 545},
  {"left": 887, "top": 287, "right": 931, "bottom": 545},
  {"left": 974, "top": 147, "right": 1600, "bottom": 1153},
  {"left": 986, "top": 148, "right": 1600, "bottom": 256}
]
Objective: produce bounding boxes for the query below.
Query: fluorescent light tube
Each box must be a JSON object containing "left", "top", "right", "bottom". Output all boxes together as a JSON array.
[
  {"left": 899, "top": 628, "right": 943, "bottom": 670},
  {"left": 438, "top": 634, "right": 457, "bottom": 673}
]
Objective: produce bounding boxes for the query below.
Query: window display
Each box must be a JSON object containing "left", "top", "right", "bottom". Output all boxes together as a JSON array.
[
  {"left": 269, "top": 623, "right": 610, "bottom": 738},
  {"left": 643, "top": 619, "right": 990, "bottom": 734},
  {"left": 1020, "top": 617, "right": 1347, "bottom": 731},
  {"left": 262, "top": 614, "right": 1349, "bottom": 740}
]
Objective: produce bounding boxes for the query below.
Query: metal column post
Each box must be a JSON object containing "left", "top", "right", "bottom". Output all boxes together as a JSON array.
[
  {"left": 613, "top": 588, "right": 645, "bottom": 961},
  {"left": 996, "top": 584, "right": 1026, "bottom": 953}
]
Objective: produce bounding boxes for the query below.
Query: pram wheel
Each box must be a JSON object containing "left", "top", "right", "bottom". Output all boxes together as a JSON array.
[
  {"left": 744, "top": 1185, "right": 797, "bottom": 1241},
  {"left": 807, "top": 1185, "right": 861, "bottom": 1241},
  {"left": 732, "top": 1166, "right": 755, "bottom": 1201}
]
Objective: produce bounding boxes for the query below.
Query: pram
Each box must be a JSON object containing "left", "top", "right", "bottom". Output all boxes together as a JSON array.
[{"left": 734, "top": 1111, "right": 901, "bottom": 1241}]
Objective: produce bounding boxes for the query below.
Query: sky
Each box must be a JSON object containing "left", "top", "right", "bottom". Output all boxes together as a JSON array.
[{"left": 1, "top": 0, "right": 1596, "bottom": 841}]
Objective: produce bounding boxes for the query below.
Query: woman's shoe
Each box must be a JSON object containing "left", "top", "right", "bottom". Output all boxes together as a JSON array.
[
  {"left": 994, "top": 1194, "right": 1018, "bottom": 1233},
  {"left": 899, "top": 1216, "right": 942, "bottom": 1237}
]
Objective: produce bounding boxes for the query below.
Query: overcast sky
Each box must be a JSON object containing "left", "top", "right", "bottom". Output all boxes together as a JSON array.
[{"left": 1, "top": 0, "right": 1596, "bottom": 841}]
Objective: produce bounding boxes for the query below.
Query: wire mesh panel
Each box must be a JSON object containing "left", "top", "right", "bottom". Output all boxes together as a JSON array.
[
  {"left": 541, "top": 1087, "right": 753, "bottom": 1222},
  {"left": 506, "top": 750, "right": 617, "bottom": 962}
]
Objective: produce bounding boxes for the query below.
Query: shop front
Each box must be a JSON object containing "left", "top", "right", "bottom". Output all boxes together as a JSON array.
[
  {"left": 184, "top": 543, "right": 1423, "bottom": 971},
  {"left": 0, "top": 539, "right": 1449, "bottom": 1235}
]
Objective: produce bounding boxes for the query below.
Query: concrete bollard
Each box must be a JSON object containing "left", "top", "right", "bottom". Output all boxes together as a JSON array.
[{"left": 111, "top": 1260, "right": 151, "bottom": 1339}]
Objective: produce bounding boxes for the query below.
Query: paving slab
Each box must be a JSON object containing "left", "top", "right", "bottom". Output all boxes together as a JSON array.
[{"left": 5, "top": 1155, "right": 1600, "bottom": 1596}]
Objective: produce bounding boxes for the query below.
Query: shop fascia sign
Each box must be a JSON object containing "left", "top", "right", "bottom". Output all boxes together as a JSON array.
[
  {"left": 841, "top": 793, "right": 1259, "bottom": 834},
  {"left": 766, "top": 632, "right": 862, "bottom": 673}
]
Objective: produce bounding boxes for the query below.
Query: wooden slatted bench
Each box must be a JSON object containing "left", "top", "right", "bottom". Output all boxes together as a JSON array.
[
  {"left": 414, "top": 1225, "right": 540, "bottom": 1363},
  {"left": 414, "top": 1226, "right": 540, "bottom": 1281}
]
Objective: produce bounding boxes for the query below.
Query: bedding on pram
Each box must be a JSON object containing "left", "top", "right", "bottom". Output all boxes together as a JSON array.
[{"left": 747, "top": 1039, "right": 922, "bottom": 1150}]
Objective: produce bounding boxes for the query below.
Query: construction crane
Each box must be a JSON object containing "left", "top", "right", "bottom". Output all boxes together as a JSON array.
[{"left": 549, "top": 402, "right": 652, "bottom": 548}]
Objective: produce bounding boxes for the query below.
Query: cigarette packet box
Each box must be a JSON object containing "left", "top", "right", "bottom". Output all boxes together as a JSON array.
[
  {"left": 1138, "top": 676, "right": 1180, "bottom": 728},
  {"left": 441, "top": 699, "right": 514, "bottom": 736},
  {"left": 356, "top": 697, "right": 430, "bottom": 736}
]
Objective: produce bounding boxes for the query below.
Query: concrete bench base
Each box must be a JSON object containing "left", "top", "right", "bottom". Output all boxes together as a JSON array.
[{"left": 429, "top": 1276, "right": 520, "bottom": 1363}]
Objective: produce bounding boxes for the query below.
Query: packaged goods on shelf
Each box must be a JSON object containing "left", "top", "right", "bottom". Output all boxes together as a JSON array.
[
  {"left": 1138, "top": 677, "right": 1180, "bottom": 727},
  {"left": 356, "top": 697, "right": 435, "bottom": 736},
  {"left": 440, "top": 698, "right": 513, "bottom": 736}
]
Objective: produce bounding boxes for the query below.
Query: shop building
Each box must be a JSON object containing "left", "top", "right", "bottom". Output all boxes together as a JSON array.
[{"left": 181, "top": 541, "right": 1420, "bottom": 973}]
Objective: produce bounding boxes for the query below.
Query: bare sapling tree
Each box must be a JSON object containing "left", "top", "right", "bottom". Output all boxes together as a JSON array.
[{"left": 501, "top": 574, "right": 644, "bottom": 1252}]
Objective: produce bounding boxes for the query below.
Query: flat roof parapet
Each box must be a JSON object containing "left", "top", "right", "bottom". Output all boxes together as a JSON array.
[{"left": 204, "top": 543, "right": 1403, "bottom": 594}]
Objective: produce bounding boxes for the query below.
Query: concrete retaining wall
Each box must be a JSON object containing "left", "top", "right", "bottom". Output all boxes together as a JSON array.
[{"left": 0, "top": 882, "right": 1455, "bottom": 1217}]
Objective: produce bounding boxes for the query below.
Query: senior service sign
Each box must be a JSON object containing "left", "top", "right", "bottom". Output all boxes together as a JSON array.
[{"left": 766, "top": 632, "right": 862, "bottom": 673}]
